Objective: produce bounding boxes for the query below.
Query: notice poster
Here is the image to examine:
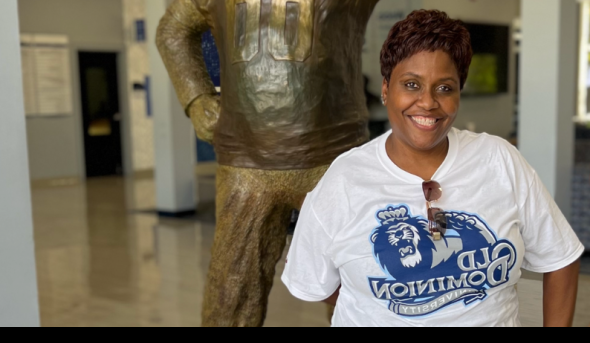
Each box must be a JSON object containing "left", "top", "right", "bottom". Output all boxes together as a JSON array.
[{"left": 20, "top": 34, "right": 73, "bottom": 116}]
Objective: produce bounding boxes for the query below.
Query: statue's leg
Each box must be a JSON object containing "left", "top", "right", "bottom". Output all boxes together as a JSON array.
[
  {"left": 201, "top": 165, "right": 329, "bottom": 327},
  {"left": 202, "top": 166, "right": 293, "bottom": 327}
]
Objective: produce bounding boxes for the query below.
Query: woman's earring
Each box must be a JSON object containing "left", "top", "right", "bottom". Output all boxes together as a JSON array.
[{"left": 381, "top": 95, "right": 386, "bottom": 105}]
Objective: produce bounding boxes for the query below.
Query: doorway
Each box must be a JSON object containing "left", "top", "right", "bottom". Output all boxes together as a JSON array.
[{"left": 79, "top": 52, "right": 123, "bottom": 177}]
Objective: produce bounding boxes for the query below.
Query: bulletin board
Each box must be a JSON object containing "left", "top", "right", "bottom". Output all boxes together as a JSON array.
[{"left": 20, "top": 34, "right": 73, "bottom": 117}]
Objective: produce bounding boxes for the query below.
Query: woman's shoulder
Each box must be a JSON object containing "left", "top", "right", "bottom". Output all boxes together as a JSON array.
[
  {"left": 308, "top": 135, "right": 385, "bottom": 206},
  {"left": 454, "top": 128, "right": 514, "bottom": 148},
  {"left": 453, "top": 128, "right": 522, "bottom": 159},
  {"left": 327, "top": 134, "right": 385, "bottom": 175},
  {"left": 453, "top": 128, "right": 535, "bottom": 181}
]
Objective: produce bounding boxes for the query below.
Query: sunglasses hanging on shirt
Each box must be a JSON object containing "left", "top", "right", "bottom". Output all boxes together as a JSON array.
[{"left": 422, "top": 180, "right": 447, "bottom": 241}]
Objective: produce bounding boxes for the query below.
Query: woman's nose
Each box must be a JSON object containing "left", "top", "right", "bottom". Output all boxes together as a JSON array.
[{"left": 417, "top": 89, "right": 439, "bottom": 111}]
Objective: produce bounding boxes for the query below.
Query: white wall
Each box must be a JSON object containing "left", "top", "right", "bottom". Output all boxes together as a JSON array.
[
  {"left": 422, "top": 0, "right": 520, "bottom": 24},
  {"left": 0, "top": 0, "right": 41, "bottom": 327}
]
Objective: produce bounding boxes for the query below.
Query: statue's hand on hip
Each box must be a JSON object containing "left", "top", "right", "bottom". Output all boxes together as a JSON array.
[{"left": 189, "top": 94, "right": 220, "bottom": 144}]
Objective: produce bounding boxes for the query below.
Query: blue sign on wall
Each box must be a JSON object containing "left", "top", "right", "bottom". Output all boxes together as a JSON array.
[
  {"left": 135, "top": 20, "right": 147, "bottom": 42},
  {"left": 197, "top": 30, "right": 220, "bottom": 163}
]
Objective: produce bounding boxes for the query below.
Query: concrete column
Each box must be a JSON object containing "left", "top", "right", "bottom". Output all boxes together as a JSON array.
[
  {"left": 146, "top": 0, "right": 197, "bottom": 216},
  {"left": 0, "top": 0, "right": 40, "bottom": 327},
  {"left": 519, "top": 0, "right": 578, "bottom": 219}
]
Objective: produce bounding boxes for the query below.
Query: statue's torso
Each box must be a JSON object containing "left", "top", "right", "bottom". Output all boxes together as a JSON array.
[{"left": 196, "top": 0, "right": 378, "bottom": 169}]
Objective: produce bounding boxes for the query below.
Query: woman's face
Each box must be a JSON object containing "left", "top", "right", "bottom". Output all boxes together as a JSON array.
[{"left": 382, "top": 50, "right": 461, "bottom": 152}]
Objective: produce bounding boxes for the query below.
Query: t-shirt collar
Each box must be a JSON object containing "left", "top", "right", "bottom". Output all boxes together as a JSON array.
[{"left": 376, "top": 128, "right": 459, "bottom": 183}]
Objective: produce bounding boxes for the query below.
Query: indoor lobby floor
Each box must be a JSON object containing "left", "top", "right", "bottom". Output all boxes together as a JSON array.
[{"left": 31, "top": 170, "right": 590, "bottom": 327}]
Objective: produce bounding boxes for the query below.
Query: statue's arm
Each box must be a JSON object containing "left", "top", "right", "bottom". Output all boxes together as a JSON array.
[
  {"left": 156, "top": 0, "right": 220, "bottom": 143},
  {"left": 156, "top": 0, "right": 216, "bottom": 113}
]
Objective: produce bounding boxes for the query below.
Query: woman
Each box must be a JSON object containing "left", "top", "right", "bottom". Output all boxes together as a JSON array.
[{"left": 282, "top": 10, "right": 583, "bottom": 327}]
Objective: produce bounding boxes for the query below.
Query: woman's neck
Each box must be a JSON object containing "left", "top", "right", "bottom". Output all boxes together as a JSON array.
[{"left": 386, "top": 134, "right": 449, "bottom": 181}]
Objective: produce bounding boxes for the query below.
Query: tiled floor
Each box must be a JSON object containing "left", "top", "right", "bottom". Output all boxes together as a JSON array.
[{"left": 31, "top": 171, "right": 590, "bottom": 327}]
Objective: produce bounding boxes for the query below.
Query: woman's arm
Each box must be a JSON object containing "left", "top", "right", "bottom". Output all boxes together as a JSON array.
[
  {"left": 543, "top": 259, "right": 581, "bottom": 327},
  {"left": 323, "top": 287, "right": 341, "bottom": 307}
]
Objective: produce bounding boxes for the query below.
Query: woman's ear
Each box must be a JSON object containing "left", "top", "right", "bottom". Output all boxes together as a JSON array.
[{"left": 381, "top": 78, "right": 389, "bottom": 105}]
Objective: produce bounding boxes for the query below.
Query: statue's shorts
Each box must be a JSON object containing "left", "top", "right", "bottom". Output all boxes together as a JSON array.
[{"left": 202, "top": 164, "right": 330, "bottom": 327}]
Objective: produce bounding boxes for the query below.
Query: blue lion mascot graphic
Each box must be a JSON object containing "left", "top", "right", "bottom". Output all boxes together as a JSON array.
[{"left": 368, "top": 205, "right": 517, "bottom": 317}]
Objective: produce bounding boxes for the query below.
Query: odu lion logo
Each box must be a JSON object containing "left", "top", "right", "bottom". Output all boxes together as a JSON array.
[{"left": 368, "top": 205, "right": 517, "bottom": 317}]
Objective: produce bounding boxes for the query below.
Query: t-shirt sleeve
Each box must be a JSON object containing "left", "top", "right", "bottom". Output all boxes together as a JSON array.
[
  {"left": 281, "top": 196, "right": 341, "bottom": 302},
  {"left": 520, "top": 172, "right": 585, "bottom": 273}
]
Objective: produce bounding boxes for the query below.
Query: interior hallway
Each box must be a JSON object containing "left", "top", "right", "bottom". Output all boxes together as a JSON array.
[{"left": 31, "top": 170, "right": 590, "bottom": 327}]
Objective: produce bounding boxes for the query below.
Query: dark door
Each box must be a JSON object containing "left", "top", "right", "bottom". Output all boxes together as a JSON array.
[{"left": 79, "top": 52, "right": 123, "bottom": 177}]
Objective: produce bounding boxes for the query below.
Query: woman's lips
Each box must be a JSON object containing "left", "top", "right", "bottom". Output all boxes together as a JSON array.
[{"left": 408, "top": 115, "right": 441, "bottom": 131}]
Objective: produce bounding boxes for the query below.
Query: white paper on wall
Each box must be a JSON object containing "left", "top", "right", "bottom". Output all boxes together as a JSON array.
[{"left": 20, "top": 34, "right": 73, "bottom": 116}]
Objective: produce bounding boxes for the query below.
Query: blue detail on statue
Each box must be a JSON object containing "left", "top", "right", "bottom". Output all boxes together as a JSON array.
[
  {"left": 202, "top": 30, "right": 221, "bottom": 88},
  {"left": 197, "top": 30, "right": 219, "bottom": 163}
]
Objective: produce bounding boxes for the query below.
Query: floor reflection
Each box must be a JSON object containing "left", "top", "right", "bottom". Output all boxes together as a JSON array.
[{"left": 31, "top": 173, "right": 589, "bottom": 327}]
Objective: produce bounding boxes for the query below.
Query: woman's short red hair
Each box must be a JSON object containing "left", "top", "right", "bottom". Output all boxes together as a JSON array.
[{"left": 380, "top": 10, "right": 473, "bottom": 89}]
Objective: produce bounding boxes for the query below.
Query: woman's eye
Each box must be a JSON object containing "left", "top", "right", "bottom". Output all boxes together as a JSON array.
[
  {"left": 405, "top": 82, "right": 419, "bottom": 89},
  {"left": 438, "top": 86, "right": 452, "bottom": 92}
]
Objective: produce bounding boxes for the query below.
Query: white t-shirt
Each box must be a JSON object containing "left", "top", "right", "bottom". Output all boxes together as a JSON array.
[{"left": 282, "top": 128, "right": 584, "bottom": 327}]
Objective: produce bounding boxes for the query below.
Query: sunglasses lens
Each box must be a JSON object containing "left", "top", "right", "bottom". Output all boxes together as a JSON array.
[
  {"left": 428, "top": 208, "right": 447, "bottom": 236},
  {"left": 428, "top": 207, "right": 436, "bottom": 221},
  {"left": 423, "top": 181, "right": 442, "bottom": 202},
  {"left": 428, "top": 208, "right": 443, "bottom": 221},
  {"left": 435, "top": 212, "right": 447, "bottom": 230}
]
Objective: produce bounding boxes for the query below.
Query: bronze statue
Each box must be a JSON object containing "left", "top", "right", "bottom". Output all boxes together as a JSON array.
[{"left": 157, "top": 0, "right": 379, "bottom": 327}]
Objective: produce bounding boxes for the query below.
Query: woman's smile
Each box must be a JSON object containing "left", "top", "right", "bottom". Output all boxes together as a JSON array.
[{"left": 407, "top": 115, "right": 444, "bottom": 131}]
